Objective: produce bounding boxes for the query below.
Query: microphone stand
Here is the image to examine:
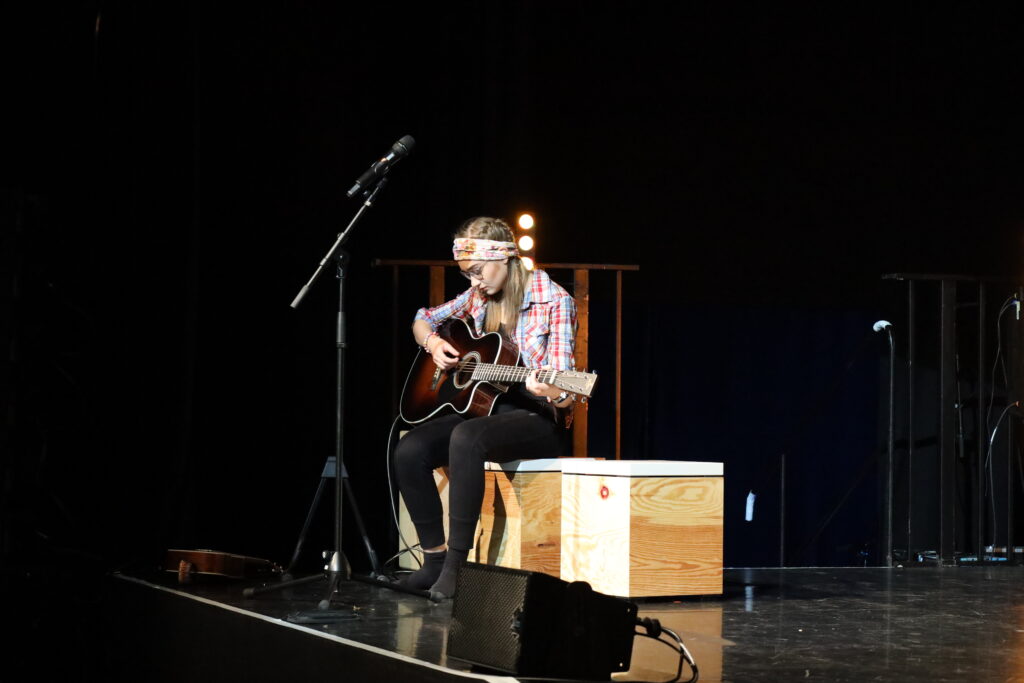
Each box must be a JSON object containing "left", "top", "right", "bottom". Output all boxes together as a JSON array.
[
  {"left": 247, "top": 176, "right": 390, "bottom": 620},
  {"left": 883, "top": 326, "right": 895, "bottom": 567}
]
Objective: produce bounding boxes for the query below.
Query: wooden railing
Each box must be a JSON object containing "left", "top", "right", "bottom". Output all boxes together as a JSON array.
[{"left": 373, "top": 259, "right": 639, "bottom": 459}]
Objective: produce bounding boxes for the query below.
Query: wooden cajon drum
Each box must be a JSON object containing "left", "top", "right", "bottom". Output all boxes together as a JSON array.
[
  {"left": 398, "top": 461, "right": 564, "bottom": 574},
  {"left": 469, "top": 459, "right": 566, "bottom": 578},
  {"left": 560, "top": 459, "right": 724, "bottom": 597}
]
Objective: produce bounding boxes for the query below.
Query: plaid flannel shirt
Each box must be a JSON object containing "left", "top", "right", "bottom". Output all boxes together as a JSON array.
[{"left": 414, "top": 269, "right": 577, "bottom": 371}]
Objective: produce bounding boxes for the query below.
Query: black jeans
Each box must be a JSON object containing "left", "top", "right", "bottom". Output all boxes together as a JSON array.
[{"left": 394, "top": 391, "right": 569, "bottom": 551}]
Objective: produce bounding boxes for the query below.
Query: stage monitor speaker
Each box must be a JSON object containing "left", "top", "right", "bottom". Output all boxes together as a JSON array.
[{"left": 447, "top": 562, "right": 638, "bottom": 679}]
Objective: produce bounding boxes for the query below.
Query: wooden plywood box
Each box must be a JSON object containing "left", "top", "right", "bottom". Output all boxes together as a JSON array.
[
  {"left": 470, "top": 459, "right": 565, "bottom": 578},
  {"left": 560, "top": 459, "right": 724, "bottom": 598},
  {"left": 399, "top": 459, "right": 575, "bottom": 576}
]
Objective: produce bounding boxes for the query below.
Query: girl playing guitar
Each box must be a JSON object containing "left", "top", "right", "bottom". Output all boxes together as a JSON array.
[{"left": 395, "top": 216, "right": 577, "bottom": 599}]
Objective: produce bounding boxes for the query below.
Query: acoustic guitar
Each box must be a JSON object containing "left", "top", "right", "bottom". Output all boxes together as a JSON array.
[
  {"left": 165, "top": 549, "right": 282, "bottom": 584},
  {"left": 400, "top": 317, "right": 598, "bottom": 424}
]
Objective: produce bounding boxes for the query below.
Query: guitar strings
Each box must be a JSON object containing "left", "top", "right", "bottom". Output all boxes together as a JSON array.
[
  {"left": 435, "top": 355, "right": 593, "bottom": 393},
  {"left": 436, "top": 359, "right": 591, "bottom": 396},
  {"left": 452, "top": 359, "right": 558, "bottom": 381}
]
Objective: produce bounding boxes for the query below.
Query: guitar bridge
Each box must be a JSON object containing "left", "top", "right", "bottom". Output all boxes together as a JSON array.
[{"left": 430, "top": 368, "right": 443, "bottom": 392}]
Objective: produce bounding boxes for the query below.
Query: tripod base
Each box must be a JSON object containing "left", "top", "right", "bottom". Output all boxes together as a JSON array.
[
  {"left": 281, "top": 457, "right": 381, "bottom": 578},
  {"left": 243, "top": 454, "right": 386, "bottom": 609},
  {"left": 243, "top": 571, "right": 324, "bottom": 598},
  {"left": 280, "top": 563, "right": 360, "bottom": 621},
  {"left": 244, "top": 549, "right": 354, "bottom": 607}
]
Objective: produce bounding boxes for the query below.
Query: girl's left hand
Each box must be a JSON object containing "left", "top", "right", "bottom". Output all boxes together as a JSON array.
[{"left": 526, "top": 365, "right": 560, "bottom": 400}]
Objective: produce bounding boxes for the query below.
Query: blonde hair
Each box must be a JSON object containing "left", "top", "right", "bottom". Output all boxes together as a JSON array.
[{"left": 455, "top": 217, "right": 529, "bottom": 333}]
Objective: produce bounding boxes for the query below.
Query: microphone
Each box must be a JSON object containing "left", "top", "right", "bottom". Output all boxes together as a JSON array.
[
  {"left": 346, "top": 135, "right": 415, "bottom": 197},
  {"left": 872, "top": 320, "right": 892, "bottom": 333}
]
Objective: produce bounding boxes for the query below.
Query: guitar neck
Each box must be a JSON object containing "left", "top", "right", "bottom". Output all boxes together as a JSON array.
[
  {"left": 462, "top": 360, "right": 597, "bottom": 399},
  {"left": 470, "top": 364, "right": 556, "bottom": 385}
]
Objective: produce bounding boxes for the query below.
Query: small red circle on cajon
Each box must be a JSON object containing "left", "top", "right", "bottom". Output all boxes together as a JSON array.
[{"left": 600, "top": 485, "right": 610, "bottom": 499}]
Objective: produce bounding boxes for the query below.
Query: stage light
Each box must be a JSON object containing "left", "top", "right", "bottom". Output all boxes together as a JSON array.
[{"left": 515, "top": 212, "right": 536, "bottom": 269}]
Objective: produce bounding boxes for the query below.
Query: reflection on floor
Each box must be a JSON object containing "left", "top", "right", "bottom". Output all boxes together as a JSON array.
[{"left": 105, "top": 564, "right": 1024, "bottom": 682}]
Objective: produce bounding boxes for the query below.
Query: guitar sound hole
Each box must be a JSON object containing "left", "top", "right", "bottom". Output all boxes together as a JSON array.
[{"left": 453, "top": 352, "right": 480, "bottom": 389}]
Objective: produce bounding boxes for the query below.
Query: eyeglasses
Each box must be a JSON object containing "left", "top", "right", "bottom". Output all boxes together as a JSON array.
[{"left": 460, "top": 266, "right": 486, "bottom": 281}]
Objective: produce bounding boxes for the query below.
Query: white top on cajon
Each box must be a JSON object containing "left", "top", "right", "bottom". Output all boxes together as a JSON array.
[
  {"left": 484, "top": 458, "right": 601, "bottom": 473},
  {"left": 560, "top": 459, "right": 723, "bottom": 477}
]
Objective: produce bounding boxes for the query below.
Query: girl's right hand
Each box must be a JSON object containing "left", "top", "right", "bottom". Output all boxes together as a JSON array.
[{"left": 427, "top": 337, "right": 460, "bottom": 371}]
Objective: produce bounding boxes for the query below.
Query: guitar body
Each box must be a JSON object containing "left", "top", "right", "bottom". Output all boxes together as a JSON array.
[
  {"left": 164, "top": 549, "right": 282, "bottom": 584},
  {"left": 400, "top": 317, "right": 521, "bottom": 424}
]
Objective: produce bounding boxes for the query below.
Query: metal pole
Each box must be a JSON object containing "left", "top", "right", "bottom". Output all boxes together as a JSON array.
[
  {"left": 886, "top": 328, "right": 895, "bottom": 566},
  {"left": 976, "top": 284, "right": 986, "bottom": 562},
  {"left": 907, "top": 280, "right": 915, "bottom": 561},
  {"left": 779, "top": 452, "right": 786, "bottom": 567},
  {"left": 939, "top": 280, "right": 957, "bottom": 564}
]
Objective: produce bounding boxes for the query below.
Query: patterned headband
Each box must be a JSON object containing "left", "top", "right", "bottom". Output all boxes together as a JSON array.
[{"left": 452, "top": 237, "right": 519, "bottom": 261}]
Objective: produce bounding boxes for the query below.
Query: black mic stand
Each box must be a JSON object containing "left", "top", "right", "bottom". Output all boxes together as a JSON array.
[
  {"left": 244, "top": 177, "right": 390, "bottom": 620},
  {"left": 883, "top": 325, "right": 895, "bottom": 567}
]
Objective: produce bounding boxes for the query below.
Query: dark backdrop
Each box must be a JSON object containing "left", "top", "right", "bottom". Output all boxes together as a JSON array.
[{"left": 5, "top": 2, "right": 1024, "bottom": 586}]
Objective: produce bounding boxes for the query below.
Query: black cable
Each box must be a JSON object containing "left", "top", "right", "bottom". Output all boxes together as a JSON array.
[
  {"left": 663, "top": 626, "right": 698, "bottom": 683},
  {"left": 381, "top": 543, "right": 422, "bottom": 572},
  {"left": 384, "top": 414, "right": 422, "bottom": 569},
  {"left": 977, "top": 295, "right": 1015, "bottom": 557},
  {"left": 984, "top": 298, "right": 1015, "bottom": 435},
  {"left": 635, "top": 617, "right": 699, "bottom": 683},
  {"left": 1000, "top": 295, "right": 1018, "bottom": 388},
  {"left": 1017, "top": 440, "right": 1024, "bottom": 495},
  {"left": 633, "top": 632, "right": 686, "bottom": 683},
  {"left": 985, "top": 401, "right": 1019, "bottom": 548}
]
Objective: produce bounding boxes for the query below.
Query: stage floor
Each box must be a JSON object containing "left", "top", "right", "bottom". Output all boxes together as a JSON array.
[{"left": 98, "top": 564, "right": 1024, "bottom": 682}]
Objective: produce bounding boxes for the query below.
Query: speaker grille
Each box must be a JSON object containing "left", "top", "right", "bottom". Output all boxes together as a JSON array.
[
  {"left": 447, "top": 563, "right": 637, "bottom": 678},
  {"left": 448, "top": 563, "right": 534, "bottom": 672}
]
